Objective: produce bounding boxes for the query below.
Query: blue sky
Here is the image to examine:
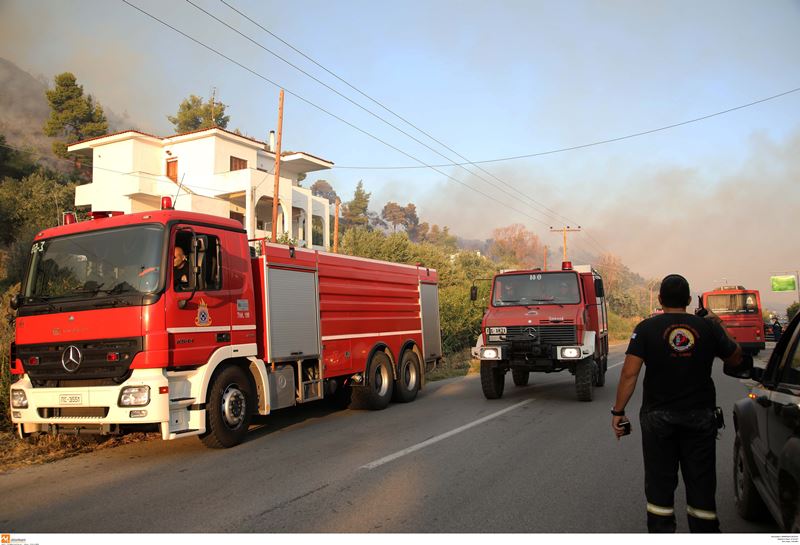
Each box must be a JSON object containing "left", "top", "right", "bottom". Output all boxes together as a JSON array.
[{"left": 2, "top": 0, "right": 799, "bottom": 311}]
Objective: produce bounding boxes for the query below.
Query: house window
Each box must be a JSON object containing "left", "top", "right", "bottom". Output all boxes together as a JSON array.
[
  {"left": 166, "top": 159, "right": 178, "bottom": 182},
  {"left": 230, "top": 156, "right": 248, "bottom": 171}
]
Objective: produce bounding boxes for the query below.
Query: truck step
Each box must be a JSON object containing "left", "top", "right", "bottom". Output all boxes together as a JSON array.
[{"left": 169, "top": 397, "right": 196, "bottom": 409}]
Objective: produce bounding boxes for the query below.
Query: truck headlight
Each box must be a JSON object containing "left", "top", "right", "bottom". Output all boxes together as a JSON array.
[
  {"left": 480, "top": 347, "right": 502, "bottom": 360},
  {"left": 560, "top": 347, "right": 581, "bottom": 359},
  {"left": 118, "top": 386, "right": 150, "bottom": 407},
  {"left": 11, "top": 389, "right": 28, "bottom": 409}
]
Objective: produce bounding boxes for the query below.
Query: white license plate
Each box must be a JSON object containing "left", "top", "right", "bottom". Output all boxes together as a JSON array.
[{"left": 59, "top": 394, "right": 83, "bottom": 405}]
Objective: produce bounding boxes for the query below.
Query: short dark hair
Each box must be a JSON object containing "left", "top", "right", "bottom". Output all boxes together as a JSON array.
[{"left": 659, "top": 274, "right": 691, "bottom": 308}]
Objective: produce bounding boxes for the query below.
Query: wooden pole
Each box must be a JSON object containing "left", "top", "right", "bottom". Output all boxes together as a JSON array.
[
  {"left": 333, "top": 198, "right": 340, "bottom": 253},
  {"left": 271, "top": 89, "right": 285, "bottom": 242}
]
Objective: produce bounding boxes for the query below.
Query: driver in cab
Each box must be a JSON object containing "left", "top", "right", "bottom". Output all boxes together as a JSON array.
[{"left": 173, "top": 245, "right": 190, "bottom": 289}]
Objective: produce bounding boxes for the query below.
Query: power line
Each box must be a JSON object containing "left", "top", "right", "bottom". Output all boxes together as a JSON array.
[
  {"left": 185, "top": 0, "right": 578, "bottom": 234},
  {"left": 335, "top": 86, "right": 800, "bottom": 169},
  {"left": 215, "top": 0, "right": 583, "bottom": 233},
  {"left": 118, "top": 0, "right": 597, "bottom": 241}
]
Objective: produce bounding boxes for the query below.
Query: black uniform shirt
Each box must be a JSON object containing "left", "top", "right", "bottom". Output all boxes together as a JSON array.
[
  {"left": 626, "top": 313, "right": 738, "bottom": 412},
  {"left": 174, "top": 260, "right": 191, "bottom": 289}
]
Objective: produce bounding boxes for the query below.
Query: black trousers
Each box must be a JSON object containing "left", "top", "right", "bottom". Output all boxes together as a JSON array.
[{"left": 640, "top": 408, "right": 720, "bottom": 533}]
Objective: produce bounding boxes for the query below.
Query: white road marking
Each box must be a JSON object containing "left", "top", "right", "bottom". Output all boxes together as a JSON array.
[
  {"left": 608, "top": 360, "right": 625, "bottom": 370},
  {"left": 361, "top": 399, "right": 533, "bottom": 470}
]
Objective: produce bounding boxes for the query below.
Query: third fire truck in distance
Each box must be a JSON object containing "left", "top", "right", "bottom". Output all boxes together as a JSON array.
[
  {"left": 471, "top": 262, "right": 609, "bottom": 401},
  {"left": 701, "top": 285, "right": 765, "bottom": 355},
  {"left": 9, "top": 199, "right": 442, "bottom": 448}
]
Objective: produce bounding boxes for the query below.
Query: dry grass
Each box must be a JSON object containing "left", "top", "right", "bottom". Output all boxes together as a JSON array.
[
  {"left": 428, "top": 348, "right": 480, "bottom": 381},
  {"left": 0, "top": 430, "right": 158, "bottom": 472}
]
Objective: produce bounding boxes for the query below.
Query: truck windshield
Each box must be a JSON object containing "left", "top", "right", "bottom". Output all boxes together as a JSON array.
[
  {"left": 707, "top": 293, "right": 759, "bottom": 315},
  {"left": 24, "top": 225, "right": 165, "bottom": 300},
  {"left": 493, "top": 272, "right": 581, "bottom": 306}
]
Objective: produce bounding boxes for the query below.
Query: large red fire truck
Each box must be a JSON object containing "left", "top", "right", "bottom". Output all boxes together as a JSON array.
[
  {"left": 9, "top": 202, "right": 441, "bottom": 447},
  {"left": 471, "top": 262, "right": 608, "bottom": 401},
  {"left": 700, "top": 286, "right": 765, "bottom": 355}
]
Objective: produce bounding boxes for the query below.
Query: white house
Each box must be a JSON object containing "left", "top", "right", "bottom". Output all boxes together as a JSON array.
[{"left": 67, "top": 127, "right": 334, "bottom": 250}]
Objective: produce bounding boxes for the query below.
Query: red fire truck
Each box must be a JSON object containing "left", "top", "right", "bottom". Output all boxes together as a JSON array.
[
  {"left": 471, "top": 262, "right": 608, "bottom": 401},
  {"left": 700, "top": 285, "right": 765, "bottom": 355},
  {"left": 9, "top": 203, "right": 441, "bottom": 447}
]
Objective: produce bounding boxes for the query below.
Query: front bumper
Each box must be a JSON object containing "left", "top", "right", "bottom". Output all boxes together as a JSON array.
[
  {"left": 10, "top": 368, "right": 171, "bottom": 435},
  {"left": 479, "top": 343, "right": 593, "bottom": 362}
]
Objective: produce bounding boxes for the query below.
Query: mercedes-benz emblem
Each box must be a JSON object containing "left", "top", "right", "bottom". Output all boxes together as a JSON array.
[
  {"left": 61, "top": 345, "right": 83, "bottom": 373},
  {"left": 525, "top": 327, "right": 538, "bottom": 339}
]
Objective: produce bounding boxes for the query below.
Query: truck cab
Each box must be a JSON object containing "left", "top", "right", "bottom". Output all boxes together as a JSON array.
[{"left": 473, "top": 262, "right": 608, "bottom": 401}]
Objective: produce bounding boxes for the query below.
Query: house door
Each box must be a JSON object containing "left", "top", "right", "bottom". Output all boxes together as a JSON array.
[{"left": 166, "top": 159, "right": 178, "bottom": 183}]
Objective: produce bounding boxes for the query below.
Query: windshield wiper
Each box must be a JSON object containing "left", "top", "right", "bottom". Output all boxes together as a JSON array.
[{"left": 25, "top": 295, "right": 59, "bottom": 312}]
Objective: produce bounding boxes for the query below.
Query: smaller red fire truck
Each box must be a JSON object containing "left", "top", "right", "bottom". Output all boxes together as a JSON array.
[
  {"left": 471, "top": 262, "right": 609, "bottom": 401},
  {"left": 700, "top": 286, "right": 765, "bottom": 355},
  {"left": 9, "top": 201, "right": 441, "bottom": 447}
]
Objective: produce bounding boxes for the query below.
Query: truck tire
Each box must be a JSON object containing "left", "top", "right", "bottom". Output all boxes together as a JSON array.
[
  {"left": 351, "top": 351, "right": 394, "bottom": 410},
  {"left": 594, "top": 356, "right": 606, "bottom": 387},
  {"left": 511, "top": 368, "right": 530, "bottom": 387},
  {"left": 393, "top": 350, "right": 421, "bottom": 403},
  {"left": 480, "top": 361, "right": 505, "bottom": 399},
  {"left": 575, "top": 357, "right": 594, "bottom": 402},
  {"left": 734, "top": 433, "right": 768, "bottom": 520},
  {"left": 200, "top": 365, "right": 253, "bottom": 448}
]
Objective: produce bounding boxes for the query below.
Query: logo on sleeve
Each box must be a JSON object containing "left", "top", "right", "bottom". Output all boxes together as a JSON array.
[{"left": 667, "top": 326, "right": 695, "bottom": 353}]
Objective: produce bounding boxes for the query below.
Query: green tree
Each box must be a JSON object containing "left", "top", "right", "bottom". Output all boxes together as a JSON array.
[
  {"left": 44, "top": 72, "right": 108, "bottom": 158},
  {"left": 167, "top": 94, "right": 230, "bottom": 132},
  {"left": 341, "top": 180, "right": 371, "bottom": 230},
  {"left": 787, "top": 301, "right": 800, "bottom": 321}
]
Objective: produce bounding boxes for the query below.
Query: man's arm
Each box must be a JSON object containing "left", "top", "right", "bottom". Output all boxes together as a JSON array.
[{"left": 612, "top": 354, "right": 644, "bottom": 439}]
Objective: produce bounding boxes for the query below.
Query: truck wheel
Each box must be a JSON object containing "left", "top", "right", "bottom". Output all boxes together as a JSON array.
[
  {"left": 351, "top": 351, "right": 394, "bottom": 410},
  {"left": 200, "top": 365, "right": 253, "bottom": 448},
  {"left": 575, "top": 358, "right": 594, "bottom": 402},
  {"left": 594, "top": 356, "right": 606, "bottom": 387},
  {"left": 393, "top": 350, "right": 421, "bottom": 403},
  {"left": 480, "top": 361, "right": 505, "bottom": 399},
  {"left": 511, "top": 368, "right": 530, "bottom": 387},
  {"left": 734, "top": 433, "right": 768, "bottom": 520}
]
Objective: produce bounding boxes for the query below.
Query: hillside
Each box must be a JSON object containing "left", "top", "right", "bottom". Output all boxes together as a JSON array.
[{"left": 0, "top": 58, "right": 130, "bottom": 170}]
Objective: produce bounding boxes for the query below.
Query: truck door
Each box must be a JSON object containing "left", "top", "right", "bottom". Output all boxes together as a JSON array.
[{"left": 165, "top": 226, "right": 232, "bottom": 367}]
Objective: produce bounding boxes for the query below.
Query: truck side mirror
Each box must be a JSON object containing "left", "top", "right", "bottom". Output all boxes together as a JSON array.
[
  {"left": 594, "top": 278, "right": 604, "bottom": 297},
  {"left": 470, "top": 286, "right": 478, "bottom": 301},
  {"left": 723, "top": 353, "right": 754, "bottom": 379},
  {"left": 9, "top": 294, "right": 22, "bottom": 310}
]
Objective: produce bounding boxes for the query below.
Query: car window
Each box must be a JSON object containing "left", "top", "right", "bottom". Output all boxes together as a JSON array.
[{"left": 777, "top": 327, "right": 800, "bottom": 386}]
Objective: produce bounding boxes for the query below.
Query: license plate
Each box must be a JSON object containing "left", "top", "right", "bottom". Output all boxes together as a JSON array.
[{"left": 59, "top": 394, "right": 83, "bottom": 405}]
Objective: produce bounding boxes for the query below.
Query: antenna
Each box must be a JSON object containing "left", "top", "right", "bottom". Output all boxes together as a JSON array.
[{"left": 172, "top": 173, "right": 186, "bottom": 208}]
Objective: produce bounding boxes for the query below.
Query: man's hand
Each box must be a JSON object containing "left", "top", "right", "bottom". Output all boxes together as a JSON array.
[{"left": 612, "top": 415, "right": 630, "bottom": 440}]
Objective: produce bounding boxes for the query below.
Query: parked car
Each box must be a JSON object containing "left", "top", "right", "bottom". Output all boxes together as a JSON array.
[{"left": 732, "top": 311, "right": 800, "bottom": 531}]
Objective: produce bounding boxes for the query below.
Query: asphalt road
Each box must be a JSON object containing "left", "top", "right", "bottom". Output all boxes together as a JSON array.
[{"left": 0, "top": 344, "right": 780, "bottom": 533}]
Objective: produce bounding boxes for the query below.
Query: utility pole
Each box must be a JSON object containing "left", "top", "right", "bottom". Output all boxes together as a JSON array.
[
  {"left": 333, "top": 198, "right": 340, "bottom": 253},
  {"left": 543, "top": 245, "right": 548, "bottom": 271},
  {"left": 549, "top": 226, "right": 582, "bottom": 262},
  {"left": 271, "top": 90, "right": 284, "bottom": 242}
]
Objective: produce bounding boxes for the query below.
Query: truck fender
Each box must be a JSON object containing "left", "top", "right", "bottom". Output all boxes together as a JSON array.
[
  {"left": 191, "top": 343, "right": 258, "bottom": 406},
  {"left": 247, "top": 357, "right": 271, "bottom": 415},
  {"left": 581, "top": 330, "right": 596, "bottom": 359}
]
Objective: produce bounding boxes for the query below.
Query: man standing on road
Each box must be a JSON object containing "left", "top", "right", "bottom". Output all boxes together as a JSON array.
[
  {"left": 772, "top": 318, "right": 783, "bottom": 343},
  {"left": 611, "top": 274, "right": 743, "bottom": 533}
]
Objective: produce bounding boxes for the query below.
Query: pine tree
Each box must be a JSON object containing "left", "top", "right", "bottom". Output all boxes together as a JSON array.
[
  {"left": 341, "top": 180, "right": 371, "bottom": 229},
  {"left": 167, "top": 94, "right": 230, "bottom": 132},
  {"left": 43, "top": 72, "right": 108, "bottom": 158}
]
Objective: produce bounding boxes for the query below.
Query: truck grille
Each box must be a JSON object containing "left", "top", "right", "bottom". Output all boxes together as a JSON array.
[
  {"left": 17, "top": 337, "right": 143, "bottom": 385},
  {"left": 505, "top": 325, "right": 577, "bottom": 345}
]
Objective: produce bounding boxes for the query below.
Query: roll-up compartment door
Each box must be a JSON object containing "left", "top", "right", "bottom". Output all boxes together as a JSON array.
[
  {"left": 267, "top": 267, "right": 320, "bottom": 361},
  {"left": 420, "top": 283, "right": 442, "bottom": 361}
]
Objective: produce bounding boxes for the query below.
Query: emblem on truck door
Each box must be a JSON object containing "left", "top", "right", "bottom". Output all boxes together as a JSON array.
[
  {"left": 61, "top": 345, "right": 83, "bottom": 373},
  {"left": 195, "top": 299, "right": 213, "bottom": 327}
]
